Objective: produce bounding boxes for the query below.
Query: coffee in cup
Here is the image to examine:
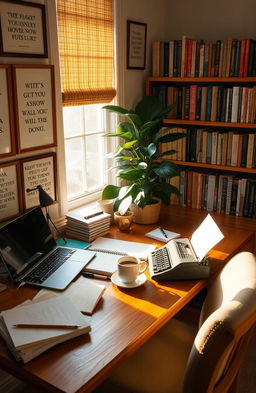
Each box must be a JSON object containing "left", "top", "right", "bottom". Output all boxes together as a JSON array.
[{"left": 117, "top": 256, "right": 147, "bottom": 284}]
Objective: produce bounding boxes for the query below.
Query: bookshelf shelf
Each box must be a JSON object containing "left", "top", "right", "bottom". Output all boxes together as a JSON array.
[
  {"left": 163, "top": 119, "right": 256, "bottom": 128},
  {"left": 171, "top": 160, "right": 256, "bottom": 174}
]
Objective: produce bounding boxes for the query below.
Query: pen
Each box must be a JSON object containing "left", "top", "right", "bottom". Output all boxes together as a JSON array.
[
  {"left": 84, "top": 211, "right": 104, "bottom": 220},
  {"left": 13, "top": 324, "right": 81, "bottom": 329},
  {"left": 159, "top": 227, "right": 168, "bottom": 239},
  {"left": 83, "top": 272, "right": 110, "bottom": 280}
]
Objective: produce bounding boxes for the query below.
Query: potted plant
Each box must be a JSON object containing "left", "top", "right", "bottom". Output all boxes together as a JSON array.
[{"left": 101, "top": 96, "right": 185, "bottom": 224}]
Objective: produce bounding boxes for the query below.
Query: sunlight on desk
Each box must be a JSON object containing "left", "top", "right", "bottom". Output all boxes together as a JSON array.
[
  {"left": 209, "top": 249, "right": 229, "bottom": 261},
  {"left": 106, "top": 280, "right": 183, "bottom": 319}
]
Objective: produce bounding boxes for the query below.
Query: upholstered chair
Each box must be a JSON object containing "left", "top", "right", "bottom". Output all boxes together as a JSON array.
[{"left": 95, "top": 251, "right": 256, "bottom": 393}]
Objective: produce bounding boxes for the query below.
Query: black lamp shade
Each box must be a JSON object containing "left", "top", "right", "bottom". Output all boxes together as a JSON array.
[
  {"left": 37, "top": 185, "right": 54, "bottom": 207},
  {"left": 26, "top": 185, "right": 54, "bottom": 207}
]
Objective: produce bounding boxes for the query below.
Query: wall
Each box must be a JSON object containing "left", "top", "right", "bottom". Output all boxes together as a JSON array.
[
  {"left": 165, "top": 0, "right": 256, "bottom": 41},
  {"left": 116, "top": 0, "right": 169, "bottom": 110}
]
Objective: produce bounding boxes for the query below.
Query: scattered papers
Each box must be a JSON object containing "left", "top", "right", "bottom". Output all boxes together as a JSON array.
[{"left": 0, "top": 296, "right": 91, "bottom": 363}]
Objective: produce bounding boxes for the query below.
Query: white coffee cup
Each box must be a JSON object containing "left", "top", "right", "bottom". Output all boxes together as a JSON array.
[{"left": 117, "top": 256, "right": 147, "bottom": 284}]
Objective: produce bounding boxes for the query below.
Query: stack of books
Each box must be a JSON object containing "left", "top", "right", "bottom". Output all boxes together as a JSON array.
[{"left": 65, "top": 209, "right": 111, "bottom": 242}]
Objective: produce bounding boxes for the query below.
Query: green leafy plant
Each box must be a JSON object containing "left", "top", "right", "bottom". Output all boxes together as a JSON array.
[{"left": 102, "top": 96, "right": 186, "bottom": 214}]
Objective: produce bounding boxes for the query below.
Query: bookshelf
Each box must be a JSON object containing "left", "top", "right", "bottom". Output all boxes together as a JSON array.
[{"left": 146, "top": 76, "right": 256, "bottom": 218}]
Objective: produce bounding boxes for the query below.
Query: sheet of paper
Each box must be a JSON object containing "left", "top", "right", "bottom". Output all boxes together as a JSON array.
[
  {"left": 191, "top": 214, "right": 224, "bottom": 261},
  {"left": 33, "top": 281, "right": 105, "bottom": 314}
]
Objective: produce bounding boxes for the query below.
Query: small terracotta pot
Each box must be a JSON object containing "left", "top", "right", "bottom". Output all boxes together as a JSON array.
[{"left": 114, "top": 211, "right": 134, "bottom": 231}]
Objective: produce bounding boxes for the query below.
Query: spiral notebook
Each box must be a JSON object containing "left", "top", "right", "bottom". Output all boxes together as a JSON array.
[{"left": 84, "top": 237, "right": 156, "bottom": 277}]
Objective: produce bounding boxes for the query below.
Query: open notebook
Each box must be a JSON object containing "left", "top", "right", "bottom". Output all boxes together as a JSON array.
[{"left": 84, "top": 237, "right": 156, "bottom": 277}]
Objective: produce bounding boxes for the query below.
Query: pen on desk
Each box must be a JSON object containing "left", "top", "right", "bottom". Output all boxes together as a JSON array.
[
  {"left": 159, "top": 227, "right": 168, "bottom": 239},
  {"left": 13, "top": 324, "right": 81, "bottom": 329},
  {"left": 84, "top": 211, "right": 104, "bottom": 220},
  {"left": 83, "top": 272, "right": 110, "bottom": 280}
]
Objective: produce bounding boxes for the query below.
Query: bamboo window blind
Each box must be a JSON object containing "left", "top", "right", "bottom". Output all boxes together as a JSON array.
[{"left": 57, "top": 0, "right": 116, "bottom": 106}]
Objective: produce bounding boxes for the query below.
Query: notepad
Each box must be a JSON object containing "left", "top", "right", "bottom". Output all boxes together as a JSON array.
[
  {"left": 84, "top": 237, "right": 156, "bottom": 276},
  {"left": 145, "top": 228, "right": 181, "bottom": 243},
  {"left": 0, "top": 296, "right": 91, "bottom": 363}
]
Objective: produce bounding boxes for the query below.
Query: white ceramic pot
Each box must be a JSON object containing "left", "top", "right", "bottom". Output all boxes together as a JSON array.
[{"left": 129, "top": 198, "right": 161, "bottom": 224}]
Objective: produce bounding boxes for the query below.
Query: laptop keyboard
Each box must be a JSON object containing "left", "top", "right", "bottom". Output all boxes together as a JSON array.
[
  {"left": 151, "top": 247, "right": 172, "bottom": 274},
  {"left": 24, "top": 248, "right": 75, "bottom": 284}
]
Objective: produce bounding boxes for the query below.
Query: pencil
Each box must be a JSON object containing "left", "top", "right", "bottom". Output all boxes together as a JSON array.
[
  {"left": 159, "top": 227, "right": 168, "bottom": 238},
  {"left": 13, "top": 324, "right": 81, "bottom": 329}
]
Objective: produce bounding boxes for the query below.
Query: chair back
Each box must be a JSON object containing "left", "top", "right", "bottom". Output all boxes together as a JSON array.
[{"left": 183, "top": 251, "right": 256, "bottom": 393}]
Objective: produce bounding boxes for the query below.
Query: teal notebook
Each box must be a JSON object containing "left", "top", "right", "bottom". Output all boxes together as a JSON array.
[{"left": 56, "top": 238, "right": 90, "bottom": 249}]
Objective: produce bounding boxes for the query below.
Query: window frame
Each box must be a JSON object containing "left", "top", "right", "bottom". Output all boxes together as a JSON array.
[{"left": 64, "top": 106, "right": 117, "bottom": 210}]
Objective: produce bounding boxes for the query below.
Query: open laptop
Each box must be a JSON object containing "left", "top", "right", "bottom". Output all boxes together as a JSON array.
[{"left": 0, "top": 207, "right": 96, "bottom": 290}]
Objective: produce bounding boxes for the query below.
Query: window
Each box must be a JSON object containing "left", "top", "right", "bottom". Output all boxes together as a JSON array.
[
  {"left": 63, "top": 104, "right": 110, "bottom": 203},
  {"left": 56, "top": 0, "right": 116, "bottom": 206}
]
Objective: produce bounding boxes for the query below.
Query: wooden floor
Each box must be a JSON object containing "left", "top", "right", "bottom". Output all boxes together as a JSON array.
[{"left": 240, "top": 329, "right": 256, "bottom": 393}]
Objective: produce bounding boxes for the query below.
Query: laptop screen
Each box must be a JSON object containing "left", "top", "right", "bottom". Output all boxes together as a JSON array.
[{"left": 0, "top": 207, "right": 56, "bottom": 279}]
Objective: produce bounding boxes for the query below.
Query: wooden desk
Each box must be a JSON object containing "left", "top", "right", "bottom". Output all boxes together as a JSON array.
[{"left": 0, "top": 206, "right": 254, "bottom": 393}]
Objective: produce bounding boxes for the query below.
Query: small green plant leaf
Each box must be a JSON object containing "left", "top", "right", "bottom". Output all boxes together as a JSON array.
[
  {"left": 126, "top": 113, "right": 142, "bottom": 132},
  {"left": 103, "top": 105, "right": 129, "bottom": 115},
  {"left": 154, "top": 149, "right": 177, "bottom": 159},
  {"left": 102, "top": 185, "right": 120, "bottom": 199},
  {"left": 153, "top": 161, "right": 180, "bottom": 178},
  {"left": 119, "top": 169, "right": 144, "bottom": 181},
  {"left": 157, "top": 132, "right": 186, "bottom": 144},
  {"left": 135, "top": 96, "right": 163, "bottom": 122},
  {"left": 139, "top": 119, "right": 162, "bottom": 137},
  {"left": 118, "top": 195, "right": 133, "bottom": 215},
  {"left": 122, "top": 140, "right": 138, "bottom": 149}
]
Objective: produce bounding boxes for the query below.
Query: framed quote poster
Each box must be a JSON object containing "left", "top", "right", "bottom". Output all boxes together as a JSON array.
[
  {"left": 12, "top": 64, "right": 57, "bottom": 153},
  {"left": 21, "top": 153, "right": 57, "bottom": 210},
  {"left": 0, "top": 0, "right": 48, "bottom": 57},
  {"left": 127, "top": 20, "right": 147, "bottom": 69},
  {"left": 0, "top": 65, "right": 16, "bottom": 158},
  {"left": 0, "top": 161, "right": 22, "bottom": 222}
]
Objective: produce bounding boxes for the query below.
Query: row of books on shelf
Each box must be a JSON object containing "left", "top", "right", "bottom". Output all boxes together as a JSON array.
[
  {"left": 152, "top": 84, "right": 256, "bottom": 124},
  {"left": 169, "top": 171, "right": 256, "bottom": 218},
  {"left": 152, "top": 36, "right": 256, "bottom": 78},
  {"left": 161, "top": 128, "right": 256, "bottom": 168}
]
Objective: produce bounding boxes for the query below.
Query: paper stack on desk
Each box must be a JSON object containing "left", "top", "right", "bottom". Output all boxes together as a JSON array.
[
  {"left": 65, "top": 208, "right": 111, "bottom": 242},
  {"left": 32, "top": 281, "right": 105, "bottom": 315},
  {"left": 0, "top": 296, "right": 91, "bottom": 363}
]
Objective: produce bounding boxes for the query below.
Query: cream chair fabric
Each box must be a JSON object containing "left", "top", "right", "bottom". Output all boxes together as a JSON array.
[{"left": 103, "top": 251, "right": 256, "bottom": 393}]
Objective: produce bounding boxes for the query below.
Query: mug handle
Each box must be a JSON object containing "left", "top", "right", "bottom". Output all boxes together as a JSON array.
[{"left": 138, "top": 261, "right": 148, "bottom": 274}]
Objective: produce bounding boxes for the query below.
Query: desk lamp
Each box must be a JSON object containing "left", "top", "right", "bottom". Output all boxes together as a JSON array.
[{"left": 26, "top": 185, "right": 66, "bottom": 244}]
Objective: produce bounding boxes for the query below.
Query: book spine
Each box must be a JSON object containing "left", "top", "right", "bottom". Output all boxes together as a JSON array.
[
  {"left": 233, "top": 40, "right": 241, "bottom": 77},
  {"left": 195, "top": 86, "right": 202, "bottom": 120},
  {"left": 169, "top": 40, "right": 174, "bottom": 77},
  {"left": 214, "top": 40, "right": 221, "bottom": 76},
  {"left": 239, "top": 39, "right": 246, "bottom": 77},
  {"left": 163, "top": 41, "right": 170, "bottom": 77},
  {"left": 189, "top": 85, "right": 197, "bottom": 121},
  {"left": 205, "top": 86, "right": 212, "bottom": 121}
]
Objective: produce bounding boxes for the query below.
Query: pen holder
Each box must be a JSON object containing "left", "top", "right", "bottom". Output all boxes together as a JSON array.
[{"left": 114, "top": 211, "right": 134, "bottom": 231}]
